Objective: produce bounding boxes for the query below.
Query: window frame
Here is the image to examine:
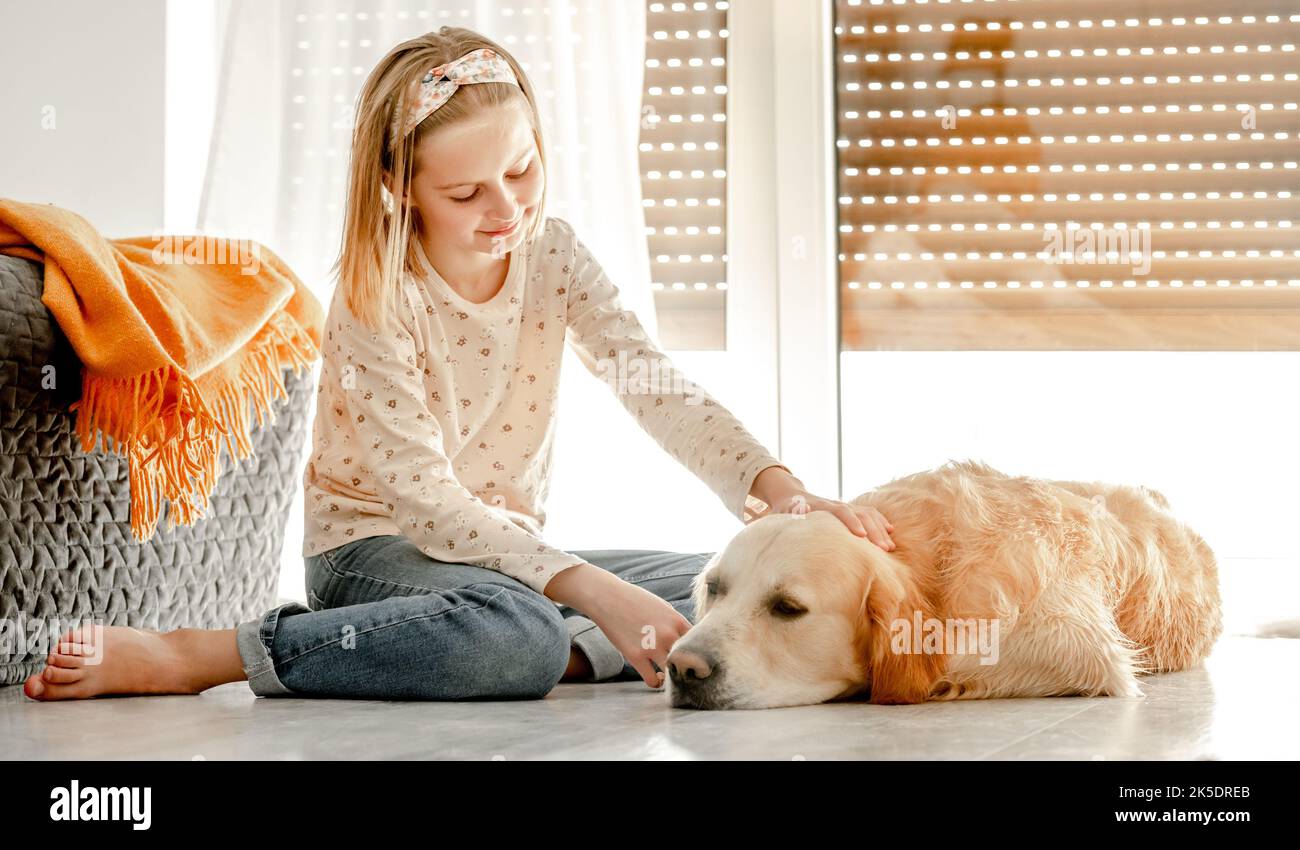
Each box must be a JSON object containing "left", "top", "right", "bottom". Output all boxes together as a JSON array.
[{"left": 727, "top": 0, "right": 844, "bottom": 499}]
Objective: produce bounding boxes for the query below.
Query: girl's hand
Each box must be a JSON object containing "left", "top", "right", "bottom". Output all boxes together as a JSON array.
[
  {"left": 755, "top": 491, "right": 896, "bottom": 552},
  {"left": 583, "top": 573, "right": 693, "bottom": 689},
  {"left": 798, "top": 493, "right": 896, "bottom": 551},
  {"left": 746, "top": 465, "right": 896, "bottom": 552}
]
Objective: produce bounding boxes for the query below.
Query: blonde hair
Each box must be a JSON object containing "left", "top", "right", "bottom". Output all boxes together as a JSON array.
[{"left": 335, "top": 27, "right": 549, "bottom": 332}]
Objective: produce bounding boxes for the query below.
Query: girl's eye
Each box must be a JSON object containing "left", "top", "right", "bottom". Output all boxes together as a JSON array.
[{"left": 450, "top": 162, "right": 533, "bottom": 204}]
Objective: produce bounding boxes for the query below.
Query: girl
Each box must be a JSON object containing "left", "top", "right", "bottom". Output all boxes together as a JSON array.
[{"left": 23, "top": 27, "right": 894, "bottom": 703}]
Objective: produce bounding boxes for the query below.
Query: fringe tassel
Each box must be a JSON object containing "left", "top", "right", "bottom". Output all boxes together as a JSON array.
[{"left": 72, "top": 312, "right": 320, "bottom": 541}]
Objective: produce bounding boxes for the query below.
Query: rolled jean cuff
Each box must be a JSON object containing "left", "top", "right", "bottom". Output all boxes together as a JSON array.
[
  {"left": 235, "top": 601, "right": 311, "bottom": 697},
  {"left": 565, "top": 615, "right": 627, "bottom": 682}
]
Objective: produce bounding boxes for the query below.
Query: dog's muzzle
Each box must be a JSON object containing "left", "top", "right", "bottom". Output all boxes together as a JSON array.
[{"left": 666, "top": 646, "right": 731, "bottom": 709}]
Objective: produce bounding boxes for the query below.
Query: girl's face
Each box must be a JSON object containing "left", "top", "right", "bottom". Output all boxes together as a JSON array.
[{"left": 407, "top": 101, "right": 544, "bottom": 260}]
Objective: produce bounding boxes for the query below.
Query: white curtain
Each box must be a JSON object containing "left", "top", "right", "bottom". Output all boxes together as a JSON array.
[{"left": 200, "top": 0, "right": 660, "bottom": 597}]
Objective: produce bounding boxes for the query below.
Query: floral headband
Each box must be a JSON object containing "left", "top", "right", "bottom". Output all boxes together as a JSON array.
[{"left": 388, "top": 47, "right": 521, "bottom": 150}]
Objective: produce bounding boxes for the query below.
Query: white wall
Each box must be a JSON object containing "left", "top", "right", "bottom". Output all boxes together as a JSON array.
[{"left": 0, "top": 0, "right": 168, "bottom": 236}]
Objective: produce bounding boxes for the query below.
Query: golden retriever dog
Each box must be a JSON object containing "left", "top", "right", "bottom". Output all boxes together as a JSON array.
[{"left": 665, "top": 460, "right": 1222, "bottom": 710}]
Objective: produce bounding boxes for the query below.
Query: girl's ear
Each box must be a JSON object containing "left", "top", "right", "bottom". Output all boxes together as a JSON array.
[{"left": 854, "top": 558, "right": 948, "bottom": 705}]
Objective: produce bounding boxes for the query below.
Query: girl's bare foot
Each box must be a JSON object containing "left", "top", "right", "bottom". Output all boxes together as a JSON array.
[
  {"left": 22, "top": 624, "right": 246, "bottom": 701},
  {"left": 561, "top": 646, "right": 594, "bottom": 682}
]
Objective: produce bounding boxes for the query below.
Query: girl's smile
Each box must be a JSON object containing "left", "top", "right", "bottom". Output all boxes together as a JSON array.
[{"left": 480, "top": 216, "right": 521, "bottom": 237}]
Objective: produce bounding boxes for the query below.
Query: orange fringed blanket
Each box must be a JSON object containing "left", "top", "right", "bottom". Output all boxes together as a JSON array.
[{"left": 0, "top": 199, "right": 323, "bottom": 541}]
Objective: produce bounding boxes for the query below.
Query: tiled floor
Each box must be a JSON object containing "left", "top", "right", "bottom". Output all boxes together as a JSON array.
[{"left": 2, "top": 635, "right": 1296, "bottom": 760}]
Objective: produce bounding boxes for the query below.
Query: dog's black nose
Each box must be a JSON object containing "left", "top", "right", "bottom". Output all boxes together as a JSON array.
[{"left": 667, "top": 647, "right": 716, "bottom": 684}]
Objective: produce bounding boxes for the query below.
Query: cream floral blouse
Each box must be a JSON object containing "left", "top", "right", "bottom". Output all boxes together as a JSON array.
[{"left": 302, "top": 216, "right": 789, "bottom": 596}]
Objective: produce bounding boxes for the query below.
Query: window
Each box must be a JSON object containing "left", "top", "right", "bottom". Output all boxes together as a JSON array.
[
  {"left": 641, "top": 0, "right": 731, "bottom": 350},
  {"left": 834, "top": 0, "right": 1300, "bottom": 351}
]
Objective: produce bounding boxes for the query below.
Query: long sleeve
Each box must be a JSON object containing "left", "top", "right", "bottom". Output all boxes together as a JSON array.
[
  {"left": 558, "top": 219, "right": 791, "bottom": 521},
  {"left": 330, "top": 291, "right": 587, "bottom": 596}
]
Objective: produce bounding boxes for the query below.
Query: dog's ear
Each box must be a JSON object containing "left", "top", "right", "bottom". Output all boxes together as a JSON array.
[{"left": 853, "top": 557, "right": 948, "bottom": 705}]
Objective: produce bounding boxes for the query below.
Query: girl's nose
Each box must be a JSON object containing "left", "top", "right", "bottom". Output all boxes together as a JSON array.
[
  {"left": 488, "top": 208, "right": 519, "bottom": 227},
  {"left": 484, "top": 186, "right": 518, "bottom": 220}
]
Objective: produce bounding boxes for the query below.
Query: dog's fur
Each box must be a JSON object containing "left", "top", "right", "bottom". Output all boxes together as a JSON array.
[{"left": 666, "top": 460, "right": 1222, "bottom": 709}]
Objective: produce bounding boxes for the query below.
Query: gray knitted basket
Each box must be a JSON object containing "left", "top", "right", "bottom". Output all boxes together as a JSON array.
[{"left": 0, "top": 253, "right": 313, "bottom": 686}]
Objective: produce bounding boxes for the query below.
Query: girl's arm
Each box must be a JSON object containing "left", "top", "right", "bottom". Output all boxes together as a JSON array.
[{"left": 556, "top": 217, "right": 788, "bottom": 523}]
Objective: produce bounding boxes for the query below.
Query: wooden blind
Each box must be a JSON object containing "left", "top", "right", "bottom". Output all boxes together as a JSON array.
[
  {"left": 641, "top": 0, "right": 730, "bottom": 350},
  {"left": 834, "top": 0, "right": 1300, "bottom": 350}
]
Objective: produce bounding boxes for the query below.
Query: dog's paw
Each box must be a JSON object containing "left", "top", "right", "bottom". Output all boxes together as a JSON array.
[{"left": 1104, "top": 676, "right": 1145, "bottom": 699}]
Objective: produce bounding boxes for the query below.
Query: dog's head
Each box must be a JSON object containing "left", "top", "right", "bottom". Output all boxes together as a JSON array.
[{"left": 667, "top": 511, "right": 947, "bottom": 709}]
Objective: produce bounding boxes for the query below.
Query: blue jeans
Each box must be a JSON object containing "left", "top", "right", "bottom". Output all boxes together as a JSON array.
[{"left": 234, "top": 534, "right": 711, "bottom": 700}]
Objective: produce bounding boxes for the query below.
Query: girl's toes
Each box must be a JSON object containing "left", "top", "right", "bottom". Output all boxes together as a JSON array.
[
  {"left": 41, "top": 664, "right": 84, "bottom": 685},
  {"left": 57, "top": 626, "right": 92, "bottom": 646},
  {"left": 55, "top": 625, "right": 103, "bottom": 652},
  {"left": 24, "top": 674, "right": 46, "bottom": 699},
  {"left": 24, "top": 672, "right": 86, "bottom": 701},
  {"left": 48, "top": 651, "right": 85, "bottom": 669},
  {"left": 23, "top": 674, "right": 79, "bottom": 700},
  {"left": 57, "top": 640, "right": 96, "bottom": 657}
]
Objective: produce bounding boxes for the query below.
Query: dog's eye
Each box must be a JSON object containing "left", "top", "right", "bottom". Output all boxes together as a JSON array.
[
  {"left": 705, "top": 581, "right": 719, "bottom": 597},
  {"left": 771, "top": 599, "right": 807, "bottom": 618}
]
